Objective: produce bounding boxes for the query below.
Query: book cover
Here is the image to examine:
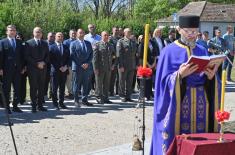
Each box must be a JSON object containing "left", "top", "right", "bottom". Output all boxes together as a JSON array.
[{"left": 186, "top": 54, "right": 226, "bottom": 73}]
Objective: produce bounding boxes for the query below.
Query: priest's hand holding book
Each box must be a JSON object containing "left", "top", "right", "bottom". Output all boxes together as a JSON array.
[
  {"left": 204, "top": 64, "right": 219, "bottom": 80},
  {"left": 178, "top": 63, "right": 198, "bottom": 78},
  {"left": 178, "top": 54, "right": 226, "bottom": 79}
]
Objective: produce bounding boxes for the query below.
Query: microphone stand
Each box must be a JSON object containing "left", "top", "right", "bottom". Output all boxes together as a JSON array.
[{"left": 0, "top": 81, "right": 19, "bottom": 155}]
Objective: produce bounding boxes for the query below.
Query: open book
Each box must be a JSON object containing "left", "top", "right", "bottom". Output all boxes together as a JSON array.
[{"left": 186, "top": 54, "right": 226, "bottom": 73}]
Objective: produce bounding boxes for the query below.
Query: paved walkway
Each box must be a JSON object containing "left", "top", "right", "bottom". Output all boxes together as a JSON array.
[
  {"left": 80, "top": 140, "right": 151, "bottom": 155},
  {"left": 0, "top": 82, "right": 234, "bottom": 155}
]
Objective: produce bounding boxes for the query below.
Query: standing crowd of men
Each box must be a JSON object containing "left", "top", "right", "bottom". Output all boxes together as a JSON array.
[{"left": 0, "top": 24, "right": 234, "bottom": 114}]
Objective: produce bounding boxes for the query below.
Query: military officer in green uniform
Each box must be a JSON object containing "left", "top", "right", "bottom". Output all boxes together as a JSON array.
[
  {"left": 116, "top": 28, "right": 137, "bottom": 102},
  {"left": 109, "top": 26, "right": 120, "bottom": 96},
  {"left": 93, "top": 31, "right": 114, "bottom": 104}
]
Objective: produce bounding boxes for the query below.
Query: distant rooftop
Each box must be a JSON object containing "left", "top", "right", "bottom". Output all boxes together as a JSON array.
[{"left": 157, "top": 1, "right": 235, "bottom": 23}]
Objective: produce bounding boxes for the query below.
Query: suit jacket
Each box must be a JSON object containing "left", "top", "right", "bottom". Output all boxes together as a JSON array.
[
  {"left": 0, "top": 38, "right": 24, "bottom": 72},
  {"left": 49, "top": 43, "right": 70, "bottom": 74},
  {"left": 70, "top": 40, "right": 93, "bottom": 71},
  {"left": 150, "top": 37, "right": 165, "bottom": 57},
  {"left": 25, "top": 39, "right": 49, "bottom": 71},
  {"left": 63, "top": 38, "right": 76, "bottom": 67}
]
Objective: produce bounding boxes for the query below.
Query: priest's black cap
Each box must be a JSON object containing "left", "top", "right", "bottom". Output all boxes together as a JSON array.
[{"left": 179, "top": 15, "right": 200, "bottom": 28}]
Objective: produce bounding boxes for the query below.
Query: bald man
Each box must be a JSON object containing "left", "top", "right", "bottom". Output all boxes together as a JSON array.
[
  {"left": 116, "top": 28, "right": 137, "bottom": 102},
  {"left": 25, "top": 27, "right": 49, "bottom": 112},
  {"left": 93, "top": 31, "right": 114, "bottom": 104},
  {"left": 70, "top": 29, "right": 93, "bottom": 107}
]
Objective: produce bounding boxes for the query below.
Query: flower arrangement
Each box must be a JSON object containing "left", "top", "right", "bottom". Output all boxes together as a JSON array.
[
  {"left": 215, "top": 110, "right": 230, "bottom": 123},
  {"left": 137, "top": 66, "right": 152, "bottom": 78}
]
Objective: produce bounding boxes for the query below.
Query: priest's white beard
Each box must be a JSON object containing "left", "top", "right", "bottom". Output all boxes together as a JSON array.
[{"left": 180, "top": 35, "right": 196, "bottom": 49}]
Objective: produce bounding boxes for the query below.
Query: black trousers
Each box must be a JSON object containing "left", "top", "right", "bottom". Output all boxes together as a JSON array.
[
  {"left": 51, "top": 71, "right": 67, "bottom": 104},
  {"left": 19, "top": 72, "right": 27, "bottom": 104},
  {"left": 28, "top": 67, "right": 46, "bottom": 107},
  {"left": 44, "top": 67, "right": 52, "bottom": 97},
  {"left": 2, "top": 66, "right": 21, "bottom": 108}
]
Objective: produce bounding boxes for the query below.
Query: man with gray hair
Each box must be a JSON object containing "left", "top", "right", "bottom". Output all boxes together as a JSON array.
[
  {"left": 116, "top": 28, "right": 137, "bottom": 102},
  {"left": 25, "top": 27, "right": 49, "bottom": 112},
  {"left": 93, "top": 31, "right": 114, "bottom": 104}
]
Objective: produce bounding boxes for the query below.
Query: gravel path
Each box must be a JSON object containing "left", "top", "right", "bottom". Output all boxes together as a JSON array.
[
  {"left": 0, "top": 82, "right": 234, "bottom": 155},
  {"left": 0, "top": 95, "right": 153, "bottom": 155}
]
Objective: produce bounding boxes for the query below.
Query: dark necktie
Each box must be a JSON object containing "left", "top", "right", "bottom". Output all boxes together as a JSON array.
[
  {"left": 11, "top": 38, "right": 16, "bottom": 51},
  {"left": 59, "top": 44, "right": 63, "bottom": 55},
  {"left": 37, "top": 40, "right": 41, "bottom": 46},
  {"left": 82, "top": 41, "right": 86, "bottom": 52}
]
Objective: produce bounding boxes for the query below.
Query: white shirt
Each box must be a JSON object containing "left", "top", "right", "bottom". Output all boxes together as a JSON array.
[
  {"left": 155, "top": 37, "right": 163, "bottom": 52},
  {"left": 34, "top": 38, "right": 41, "bottom": 45},
  {"left": 84, "top": 33, "right": 101, "bottom": 47}
]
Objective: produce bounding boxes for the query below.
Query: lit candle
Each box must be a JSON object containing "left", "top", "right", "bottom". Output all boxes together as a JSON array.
[
  {"left": 221, "top": 70, "right": 226, "bottom": 112},
  {"left": 143, "top": 24, "right": 149, "bottom": 68}
]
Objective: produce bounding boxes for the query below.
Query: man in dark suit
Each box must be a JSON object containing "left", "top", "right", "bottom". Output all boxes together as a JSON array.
[
  {"left": 70, "top": 29, "right": 93, "bottom": 107},
  {"left": 25, "top": 27, "right": 49, "bottom": 112},
  {"left": 43, "top": 32, "right": 55, "bottom": 101},
  {"left": 49, "top": 32, "right": 69, "bottom": 109},
  {"left": 0, "top": 25, "right": 24, "bottom": 114},
  {"left": 63, "top": 29, "right": 76, "bottom": 99}
]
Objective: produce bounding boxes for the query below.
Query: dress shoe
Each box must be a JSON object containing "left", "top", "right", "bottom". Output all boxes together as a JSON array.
[
  {"left": 6, "top": 108, "right": 12, "bottom": 114},
  {"left": 20, "top": 101, "right": 26, "bottom": 105},
  {"left": 52, "top": 102, "right": 59, "bottom": 109},
  {"left": 109, "top": 92, "right": 114, "bottom": 96},
  {"left": 32, "top": 106, "right": 37, "bottom": 113},
  {"left": 74, "top": 100, "right": 81, "bottom": 108},
  {"left": 38, "top": 106, "right": 47, "bottom": 112},
  {"left": 104, "top": 100, "right": 113, "bottom": 104},
  {"left": 95, "top": 97, "right": 104, "bottom": 104},
  {"left": 227, "top": 78, "right": 235, "bottom": 82},
  {"left": 59, "top": 103, "right": 68, "bottom": 109},
  {"left": 82, "top": 101, "right": 93, "bottom": 106},
  {"left": 12, "top": 106, "right": 23, "bottom": 113},
  {"left": 121, "top": 98, "right": 127, "bottom": 102},
  {"left": 65, "top": 94, "right": 74, "bottom": 99},
  {"left": 126, "top": 98, "right": 134, "bottom": 102}
]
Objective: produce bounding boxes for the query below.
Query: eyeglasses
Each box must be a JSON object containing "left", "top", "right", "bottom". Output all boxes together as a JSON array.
[{"left": 181, "top": 28, "right": 198, "bottom": 35}]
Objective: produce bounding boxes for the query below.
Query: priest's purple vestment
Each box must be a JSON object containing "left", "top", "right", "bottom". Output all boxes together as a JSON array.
[{"left": 150, "top": 40, "right": 221, "bottom": 155}]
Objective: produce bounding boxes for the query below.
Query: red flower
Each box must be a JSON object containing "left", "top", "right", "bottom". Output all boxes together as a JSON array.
[
  {"left": 137, "top": 66, "right": 152, "bottom": 78},
  {"left": 215, "top": 110, "right": 230, "bottom": 122}
]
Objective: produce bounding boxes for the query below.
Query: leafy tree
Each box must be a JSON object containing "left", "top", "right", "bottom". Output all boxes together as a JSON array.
[{"left": 0, "top": 0, "right": 82, "bottom": 39}]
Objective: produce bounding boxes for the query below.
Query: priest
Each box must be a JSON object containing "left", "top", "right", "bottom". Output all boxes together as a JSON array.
[{"left": 150, "top": 15, "right": 221, "bottom": 155}]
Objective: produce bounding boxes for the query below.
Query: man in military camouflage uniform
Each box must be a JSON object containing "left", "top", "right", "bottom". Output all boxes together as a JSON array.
[
  {"left": 109, "top": 27, "right": 120, "bottom": 96},
  {"left": 93, "top": 31, "right": 114, "bottom": 104},
  {"left": 116, "top": 28, "right": 137, "bottom": 102}
]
